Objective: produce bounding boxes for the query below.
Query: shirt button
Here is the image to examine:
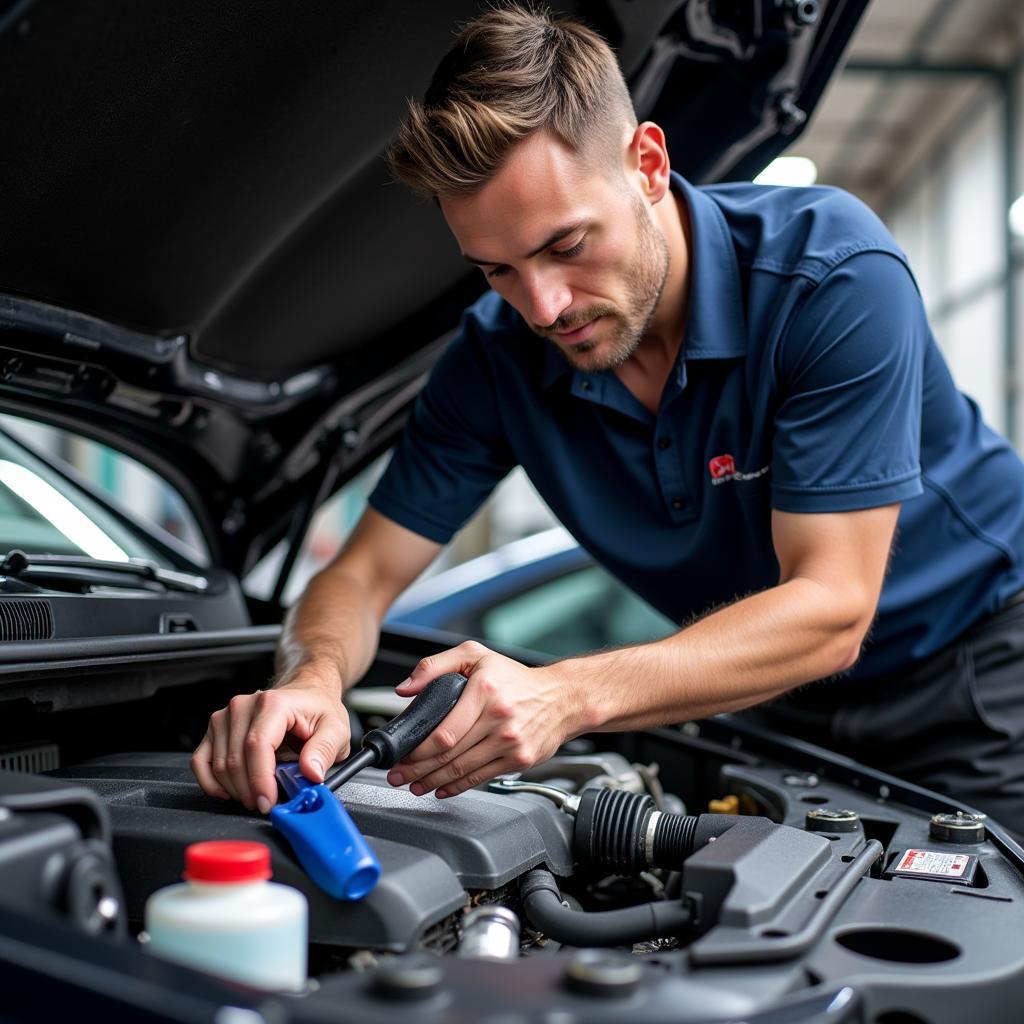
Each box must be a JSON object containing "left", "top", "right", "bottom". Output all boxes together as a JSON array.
[
  {"left": 671, "top": 497, "right": 684, "bottom": 511},
  {"left": 581, "top": 379, "right": 591, "bottom": 391},
  {"left": 657, "top": 436, "right": 671, "bottom": 451}
]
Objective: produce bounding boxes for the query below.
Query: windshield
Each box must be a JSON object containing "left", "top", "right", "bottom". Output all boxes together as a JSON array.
[{"left": 0, "top": 429, "right": 169, "bottom": 565}]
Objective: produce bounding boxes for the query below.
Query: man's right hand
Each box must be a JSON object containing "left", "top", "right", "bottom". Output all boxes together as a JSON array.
[{"left": 191, "top": 673, "right": 351, "bottom": 815}]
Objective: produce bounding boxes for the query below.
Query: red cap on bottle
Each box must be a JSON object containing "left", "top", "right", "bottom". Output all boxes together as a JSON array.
[{"left": 184, "top": 841, "right": 272, "bottom": 883}]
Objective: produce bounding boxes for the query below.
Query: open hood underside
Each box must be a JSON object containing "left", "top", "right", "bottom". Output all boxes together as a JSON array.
[{"left": 0, "top": 0, "right": 868, "bottom": 573}]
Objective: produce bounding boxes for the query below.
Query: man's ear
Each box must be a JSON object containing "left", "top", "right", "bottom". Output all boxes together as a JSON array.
[{"left": 625, "top": 122, "right": 671, "bottom": 204}]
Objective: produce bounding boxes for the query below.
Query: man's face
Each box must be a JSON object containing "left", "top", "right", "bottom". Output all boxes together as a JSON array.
[{"left": 440, "top": 130, "right": 670, "bottom": 373}]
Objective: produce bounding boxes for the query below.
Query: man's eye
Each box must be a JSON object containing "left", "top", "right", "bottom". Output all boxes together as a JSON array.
[
  {"left": 554, "top": 238, "right": 585, "bottom": 258},
  {"left": 485, "top": 265, "right": 509, "bottom": 280}
]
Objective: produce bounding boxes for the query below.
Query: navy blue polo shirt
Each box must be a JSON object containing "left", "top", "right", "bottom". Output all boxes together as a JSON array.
[{"left": 369, "top": 173, "right": 1024, "bottom": 680}]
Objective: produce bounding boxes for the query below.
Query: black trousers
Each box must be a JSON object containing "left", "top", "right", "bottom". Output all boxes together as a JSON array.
[{"left": 743, "top": 595, "right": 1024, "bottom": 837}]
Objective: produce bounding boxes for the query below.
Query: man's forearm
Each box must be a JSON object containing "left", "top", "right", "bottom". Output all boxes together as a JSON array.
[
  {"left": 274, "top": 563, "right": 383, "bottom": 694},
  {"left": 554, "top": 576, "right": 870, "bottom": 734},
  {"left": 389, "top": 507, "right": 896, "bottom": 801}
]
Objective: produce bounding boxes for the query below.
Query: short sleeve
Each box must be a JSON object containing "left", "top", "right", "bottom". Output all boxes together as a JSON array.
[
  {"left": 771, "top": 251, "right": 925, "bottom": 513},
  {"left": 367, "top": 308, "right": 517, "bottom": 543}
]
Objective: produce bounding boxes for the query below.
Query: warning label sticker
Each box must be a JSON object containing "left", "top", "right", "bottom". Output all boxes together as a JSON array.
[{"left": 895, "top": 849, "right": 970, "bottom": 878}]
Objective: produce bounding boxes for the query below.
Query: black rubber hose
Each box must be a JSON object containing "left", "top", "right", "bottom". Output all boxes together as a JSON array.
[
  {"left": 573, "top": 788, "right": 654, "bottom": 873},
  {"left": 651, "top": 810, "right": 699, "bottom": 864},
  {"left": 521, "top": 869, "right": 693, "bottom": 947},
  {"left": 573, "top": 786, "right": 743, "bottom": 873}
]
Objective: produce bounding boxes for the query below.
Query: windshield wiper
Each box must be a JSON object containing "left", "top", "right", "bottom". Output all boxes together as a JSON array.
[{"left": 0, "top": 549, "right": 208, "bottom": 593}]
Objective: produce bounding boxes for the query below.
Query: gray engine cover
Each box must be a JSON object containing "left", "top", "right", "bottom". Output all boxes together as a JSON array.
[
  {"left": 341, "top": 769, "right": 575, "bottom": 888},
  {"left": 51, "top": 754, "right": 574, "bottom": 951}
]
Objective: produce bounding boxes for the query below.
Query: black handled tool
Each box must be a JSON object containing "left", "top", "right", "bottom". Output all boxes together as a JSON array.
[{"left": 325, "top": 672, "right": 469, "bottom": 793}]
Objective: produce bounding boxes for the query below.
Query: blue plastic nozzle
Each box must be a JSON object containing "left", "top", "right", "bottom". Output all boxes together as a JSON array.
[{"left": 270, "top": 763, "right": 380, "bottom": 901}]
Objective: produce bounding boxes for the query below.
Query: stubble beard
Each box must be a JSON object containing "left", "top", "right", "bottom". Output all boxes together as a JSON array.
[{"left": 539, "top": 197, "right": 671, "bottom": 373}]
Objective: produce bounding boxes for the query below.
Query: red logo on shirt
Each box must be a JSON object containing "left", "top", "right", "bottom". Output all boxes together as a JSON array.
[{"left": 709, "top": 454, "right": 737, "bottom": 479}]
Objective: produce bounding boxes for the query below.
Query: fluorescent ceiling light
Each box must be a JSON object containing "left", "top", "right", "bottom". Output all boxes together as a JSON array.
[
  {"left": 1010, "top": 194, "right": 1024, "bottom": 238},
  {"left": 0, "top": 460, "right": 129, "bottom": 561},
  {"left": 754, "top": 156, "right": 818, "bottom": 187}
]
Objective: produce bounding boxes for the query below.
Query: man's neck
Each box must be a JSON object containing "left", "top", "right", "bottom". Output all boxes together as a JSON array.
[{"left": 615, "top": 188, "right": 692, "bottom": 415}]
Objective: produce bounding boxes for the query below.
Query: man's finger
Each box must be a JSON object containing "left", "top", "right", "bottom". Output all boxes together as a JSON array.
[
  {"left": 191, "top": 733, "right": 231, "bottom": 800},
  {"left": 408, "top": 729, "right": 508, "bottom": 795},
  {"left": 435, "top": 756, "right": 519, "bottom": 799},
  {"left": 210, "top": 710, "right": 240, "bottom": 802},
  {"left": 390, "top": 709, "right": 492, "bottom": 791},
  {"left": 225, "top": 694, "right": 260, "bottom": 809},
  {"left": 298, "top": 715, "right": 350, "bottom": 783},
  {"left": 396, "top": 642, "right": 488, "bottom": 695},
  {"left": 244, "top": 691, "right": 299, "bottom": 814},
  {"left": 391, "top": 678, "right": 489, "bottom": 772}
]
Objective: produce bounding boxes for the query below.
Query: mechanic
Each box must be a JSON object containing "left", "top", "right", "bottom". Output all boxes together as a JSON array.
[{"left": 192, "top": 7, "right": 1024, "bottom": 835}]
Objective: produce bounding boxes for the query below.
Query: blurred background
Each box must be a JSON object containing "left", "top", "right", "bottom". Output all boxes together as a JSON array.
[{"left": 7, "top": 0, "right": 1024, "bottom": 613}]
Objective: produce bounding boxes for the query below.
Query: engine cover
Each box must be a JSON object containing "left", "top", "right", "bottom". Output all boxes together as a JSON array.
[{"left": 52, "top": 753, "right": 574, "bottom": 951}]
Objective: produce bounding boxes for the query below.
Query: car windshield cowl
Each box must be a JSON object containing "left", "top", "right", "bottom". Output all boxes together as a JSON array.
[{"left": 0, "top": 549, "right": 208, "bottom": 594}]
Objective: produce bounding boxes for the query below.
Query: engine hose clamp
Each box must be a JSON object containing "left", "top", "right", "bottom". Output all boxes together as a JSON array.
[{"left": 644, "top": 810, "right": 662, "bottom": 867}]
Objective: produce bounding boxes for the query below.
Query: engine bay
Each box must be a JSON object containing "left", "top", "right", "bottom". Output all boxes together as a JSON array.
[{"left": 3, "top": 672, "right": 1024, "bottom": 1024}]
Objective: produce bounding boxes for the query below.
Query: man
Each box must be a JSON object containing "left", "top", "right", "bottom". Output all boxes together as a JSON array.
[{"left": 192, "top": 7, "right": 1024, "bottom": 833}]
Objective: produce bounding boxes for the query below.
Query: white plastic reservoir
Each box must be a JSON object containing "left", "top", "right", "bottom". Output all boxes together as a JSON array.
[{"left": 145, "top": 840, "right": 307, "bottom": 991}]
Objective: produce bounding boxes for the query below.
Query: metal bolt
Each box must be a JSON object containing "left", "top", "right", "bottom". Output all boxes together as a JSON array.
[
  {"left": 788, "top": 0, "right": 819, "bottom": 27},
  {"left": 930, "top": 811, "right": 986, "bottom": 844},
  {"left": 372, "top": 953, "right": 444, "bottom": 1001},
  {"left": 564, "top": 950, "right": 642, "bottom": 997},
  {"left": 806, "top": 808, "right": 860, "bottom": 832}
]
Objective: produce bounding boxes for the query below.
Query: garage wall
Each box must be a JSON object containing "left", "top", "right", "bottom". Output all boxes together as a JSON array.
[
  {"left": 884, "top": 82, "right": 1010, "bottom": 439},
  {"left": 884, "top": 62, "right": 1024, "bottom": 448}
]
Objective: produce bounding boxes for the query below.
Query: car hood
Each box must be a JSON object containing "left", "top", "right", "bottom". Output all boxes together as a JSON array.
[{"left": 0, "top": 0, "right": 867, "bottom": 575}]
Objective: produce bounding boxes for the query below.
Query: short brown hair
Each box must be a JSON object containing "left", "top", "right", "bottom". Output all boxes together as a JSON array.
[{"left": 388, "top": 5, "right": 636, "bottom": 200}]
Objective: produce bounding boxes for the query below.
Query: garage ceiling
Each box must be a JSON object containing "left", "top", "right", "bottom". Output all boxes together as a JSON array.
[{"left": 796, "top": 0, "right": 1024, "bottom": 210}]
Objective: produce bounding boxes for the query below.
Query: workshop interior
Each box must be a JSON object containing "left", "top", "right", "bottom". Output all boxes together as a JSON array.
[{"left": 2, "top": 1, "right": 1024, "bottom": 1022}]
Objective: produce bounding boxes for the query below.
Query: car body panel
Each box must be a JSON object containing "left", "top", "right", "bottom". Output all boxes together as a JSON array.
[{"left": 387, "top": 527, "right": 677, "bottom": 657}]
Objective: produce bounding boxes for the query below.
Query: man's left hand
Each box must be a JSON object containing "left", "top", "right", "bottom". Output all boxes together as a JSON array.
[{"left": 385, "top": 641, "right": 586, "bottom": 798}]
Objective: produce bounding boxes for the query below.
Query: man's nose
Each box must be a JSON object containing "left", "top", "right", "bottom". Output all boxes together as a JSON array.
[{"left": 521, "top": 269, "right": 571, "bottom": 328}]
